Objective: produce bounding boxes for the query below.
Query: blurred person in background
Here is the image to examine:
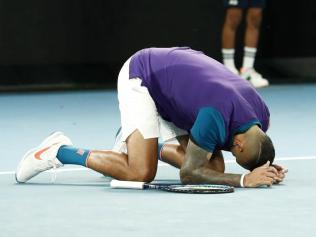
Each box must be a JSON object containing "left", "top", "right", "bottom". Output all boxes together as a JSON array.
[{"left": 221, "top": 0, "right": 269, "bottom": 88}]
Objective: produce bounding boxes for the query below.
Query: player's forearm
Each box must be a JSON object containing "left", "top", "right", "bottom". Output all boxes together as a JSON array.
[
  {"left": 181, "top": 139, "right": 241, "bottom": 186},
  {"left": 180, "top": 167, "right": 242, "bottom": 187}
]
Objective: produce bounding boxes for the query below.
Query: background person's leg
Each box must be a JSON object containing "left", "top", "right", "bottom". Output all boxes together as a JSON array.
[
  {"left": 222, "top": 8, "right": 243, "bottom": 49},
  {"left": 87, "top": 129, "right": 158, "bottom": 182},
  {"left": 240, "top": 7, "right": 269, "bottom": 87},
  {"left": 221, "top": 8, "right": 243, "bottom": 73},
  {"left": 244, "top": 7, "right": 262, "bottom": 48},
  {"left": 242, "top": 7, "right": 263, "bottom": 69}
]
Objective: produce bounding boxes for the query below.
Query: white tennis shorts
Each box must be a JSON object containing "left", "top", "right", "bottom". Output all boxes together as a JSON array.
[{"left": 117, "top": 58, "right": 188, "bottom": 142}]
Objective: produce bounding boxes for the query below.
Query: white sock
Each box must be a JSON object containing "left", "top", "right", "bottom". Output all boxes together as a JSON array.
[
  {"left": 242, "top": 47, "right": 257, "bottom": 70},
  {"left": 222, "top": 48, "right": 237, "bottom": 71}
]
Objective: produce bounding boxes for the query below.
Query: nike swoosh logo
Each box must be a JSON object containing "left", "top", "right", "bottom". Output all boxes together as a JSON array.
[
  {"left": 34, "top": 143, "right": 58, "bottom": 160},
  {"left": 34, "top": 147, "right": 51, "bottom": 160}
]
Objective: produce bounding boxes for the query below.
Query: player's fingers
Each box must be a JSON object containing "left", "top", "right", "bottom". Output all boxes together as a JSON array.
[
  {"left": 275, "top": 172, "right": 283, "bottom": 179},
  {"left": 271, "top": 164, "right": 281, "bottom": 170},
  {"left": 278, "top": 172, "right": 285, "bottom": 179},
  {"left": 273, "top": 180, "right": 284, "bottom": 184},
  {"left": 271, "top": 164, "right": 283, "bottom": 170},
  {"left": 265, "top": 174, "right": 277, "bottom": 181},
  {"left": 272, "top": 164, "right": 288, "bottom": 174},
  {"left": 278, "top": 172, "right": 287, "bottom": 182},
  {"left": 265, "top": 170, "right": 278, "bottom": 179},
  {"left": 273, "top": 179, "right": 280, "bottom": 184},
  {"left": 263, "top": 177, "right": 274, "bottom": 187},
  {"left": 267, "top": 166, "right": 278, "bottom": 175}
]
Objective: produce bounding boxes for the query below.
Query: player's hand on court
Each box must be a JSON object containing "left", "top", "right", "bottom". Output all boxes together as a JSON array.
[
  {"left": 271, "top": 164, "right": 288, "bottom": 184},
  {"left": 244, "top": 161, "right": 279, "bottom": 188}
]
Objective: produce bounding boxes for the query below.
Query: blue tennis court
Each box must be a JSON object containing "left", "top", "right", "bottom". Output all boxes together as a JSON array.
[{"left": 1, "top": 84, "right": 316, "bottom": 237}]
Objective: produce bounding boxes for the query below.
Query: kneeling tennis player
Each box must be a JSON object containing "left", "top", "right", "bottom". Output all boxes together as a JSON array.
[{"left": 15, "top": 47, "right": 287, "bottom": 188}]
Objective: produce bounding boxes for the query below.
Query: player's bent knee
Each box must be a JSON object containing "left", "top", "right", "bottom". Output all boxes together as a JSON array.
[
  {"left": 132, "top": 173, "right": 155, "bottom": 183},
  {"left": 129, "top": 168, "right": 156, "bottom": 183}
]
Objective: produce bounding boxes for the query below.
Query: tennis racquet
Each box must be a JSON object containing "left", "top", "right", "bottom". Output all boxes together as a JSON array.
[{"left": 110, "top": 180, "right": 234, "bottom": 194}]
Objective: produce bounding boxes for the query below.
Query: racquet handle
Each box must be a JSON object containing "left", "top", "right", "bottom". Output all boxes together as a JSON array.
[{"left": 110, "top": 180, "right": 145, "bottom": 189}]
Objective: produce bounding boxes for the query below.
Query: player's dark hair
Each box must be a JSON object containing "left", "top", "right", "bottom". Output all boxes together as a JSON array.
[{"left": 246, "top": 134, "right": 275, "bottom": 171}]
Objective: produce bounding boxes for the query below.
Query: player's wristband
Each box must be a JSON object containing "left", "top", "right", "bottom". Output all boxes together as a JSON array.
[{"left": 240, "top": 173, "right": 246, "bottom": 188}]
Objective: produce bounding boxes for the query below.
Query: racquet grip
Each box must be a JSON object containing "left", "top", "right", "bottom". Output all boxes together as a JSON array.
[{"left": 110, "top": 180, "right": 145, "bottom": 189}]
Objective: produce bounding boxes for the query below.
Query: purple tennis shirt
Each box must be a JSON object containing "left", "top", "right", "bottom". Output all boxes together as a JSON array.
[{"left": 129, "top": 47, "right": 270, "bottom": 152}]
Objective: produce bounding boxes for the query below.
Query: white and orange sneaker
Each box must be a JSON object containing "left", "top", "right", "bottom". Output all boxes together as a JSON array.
[
  {"left": 240, "top": 68, "right": 269, "bottom": 88},
  {"left": 15, "top": 131, "right": 72, "bottom": 183}
]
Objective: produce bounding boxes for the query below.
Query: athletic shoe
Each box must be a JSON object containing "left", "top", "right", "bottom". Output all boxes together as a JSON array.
[
  {"left": 112, "top": 127, "right": 127, "bottom": 154},
  {"left": 240, "top": 68, "right": 269, "bottom": 88},
  {"left": 15, "top": 131, "right": 73, "bottom": 183}
]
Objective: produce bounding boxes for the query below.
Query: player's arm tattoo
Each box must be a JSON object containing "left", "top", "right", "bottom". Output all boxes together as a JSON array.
[
  {"left": 206, "top": 150, "right": 225, "bottom": 173},
  {"left": 180, "top": 139, "right": 241, "bottom": 187}
]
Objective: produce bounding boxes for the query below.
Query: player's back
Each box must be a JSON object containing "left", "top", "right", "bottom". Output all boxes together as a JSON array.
[{"left": 129, "top": 47, "right": 269, "bottom": 132}]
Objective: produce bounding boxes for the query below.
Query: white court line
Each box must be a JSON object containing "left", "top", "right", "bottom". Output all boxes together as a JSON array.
[{"left": 1, "top": 155, "right": 316, "bottom": 176}]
